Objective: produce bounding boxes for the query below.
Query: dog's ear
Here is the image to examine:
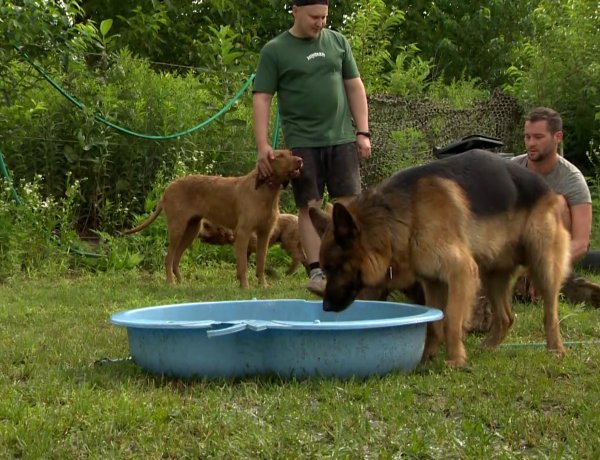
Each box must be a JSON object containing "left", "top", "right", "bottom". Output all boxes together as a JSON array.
[
  {"left": 332, "top": 203, "right": 358, "bottom": 248},
  {"left": 309, "top": 206, "right": 331, "bottom": 238}
]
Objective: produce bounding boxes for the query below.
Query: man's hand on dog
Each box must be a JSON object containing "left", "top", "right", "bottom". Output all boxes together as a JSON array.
[{"left": 257, "top": 146, "right": 274, "bottom": 178}]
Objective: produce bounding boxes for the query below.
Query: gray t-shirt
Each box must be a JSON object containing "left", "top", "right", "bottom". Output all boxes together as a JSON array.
[{"left": 511, "top": 154, "right": 591, "bottom": 205}]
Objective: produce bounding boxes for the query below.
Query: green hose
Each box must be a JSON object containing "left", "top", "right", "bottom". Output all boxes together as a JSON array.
[
  {"left": 0, "top": 147, "right": 21, "bottom": 204},
  {"left": 17, "top": 46, "right": 256, "bottom": 140},
  {"left": 16, "top": 45, "right": 285, "bottom": 147},
  {"left": 5, "top": 47, "right": 284, "bottom": 257}
]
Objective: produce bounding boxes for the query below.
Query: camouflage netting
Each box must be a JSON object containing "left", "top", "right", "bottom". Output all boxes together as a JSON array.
[{"left": 361, "top": 89, "right": 524, "bottom": 188}]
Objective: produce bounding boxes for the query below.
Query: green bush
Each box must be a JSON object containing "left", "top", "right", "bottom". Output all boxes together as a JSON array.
[
  {"left": 503, "top": 0, "right": 599, "bottom": 168},
  {"left": 0, "top": 175, "right": 80, "bottom": 280},
  {"left": 0, "top": 50, "right": 257, "bottom": 232}
]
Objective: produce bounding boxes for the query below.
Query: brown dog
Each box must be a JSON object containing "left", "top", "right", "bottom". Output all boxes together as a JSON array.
[
  {"left": 309, "top": 150, "right": 570, "bottom": 367},
  {"left": 124, "top": 149, "right": 303, "bottom": 288},
  {"left": 199, "top": 213, "right": 307, "bottom": 275}
]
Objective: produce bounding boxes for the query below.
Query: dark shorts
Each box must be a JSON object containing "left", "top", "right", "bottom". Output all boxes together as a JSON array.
[{"left": 291, "top": 143, "right": 362, "bottom": 208}]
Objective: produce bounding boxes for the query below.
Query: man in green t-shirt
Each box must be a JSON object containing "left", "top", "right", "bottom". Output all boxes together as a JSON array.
[{"left": 253, "top": 0, "right": 371, "bottom": 295}]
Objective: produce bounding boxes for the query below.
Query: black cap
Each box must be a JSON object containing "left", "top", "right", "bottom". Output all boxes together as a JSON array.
[{"left": 293, "top": 0, "right": 328, "bottom": 5}]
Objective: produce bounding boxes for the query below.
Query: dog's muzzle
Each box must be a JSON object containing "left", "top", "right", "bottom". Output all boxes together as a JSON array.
[
  {"left": 291, "top": 159, "right": 303, "bottom": 178},
  {"left": 321, "top": 271, "right": 364, "bottom": 312}
]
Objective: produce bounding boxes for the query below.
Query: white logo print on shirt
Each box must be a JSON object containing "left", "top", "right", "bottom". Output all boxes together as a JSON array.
[{"left": 306, "top": 52, "right": 326, "bottom": 61}]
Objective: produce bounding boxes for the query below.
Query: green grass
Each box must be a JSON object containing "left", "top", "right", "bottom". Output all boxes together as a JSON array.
[{"left": 1, "top": 265, "right": 600, "bottom": 458}]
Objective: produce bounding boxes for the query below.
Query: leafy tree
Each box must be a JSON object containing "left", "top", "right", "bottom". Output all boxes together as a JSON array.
[
  {"left": 0, "top": 1, "right": 86, "bottom": 55},
  {"left": 341, "top": 0, "right": 406, "bottom": 93},
  {"left": 395, "top": 0, "right": 535, "bottom": 88},
  {"left": 0, "top": 1, "right": 96, "bottom": 104},
  {"left": 1, "top": 0, "right": 598, "bottom": 232},
  {"left": 76, "top": 1, "right": 355, "bottom": 70},
  {"left": 503, "top": 0, "right": 600, "bottom": 166}
]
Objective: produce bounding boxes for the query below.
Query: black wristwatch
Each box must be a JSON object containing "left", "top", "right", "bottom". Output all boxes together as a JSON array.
[{"left": 356, "top": 131, "right": 371, "bottom": 138}]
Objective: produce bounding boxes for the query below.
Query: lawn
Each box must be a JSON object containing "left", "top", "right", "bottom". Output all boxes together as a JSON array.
[{"left": 1, "top": 265, "right": 600, "bottom": 459}]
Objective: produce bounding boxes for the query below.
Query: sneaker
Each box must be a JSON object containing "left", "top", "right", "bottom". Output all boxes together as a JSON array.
[{"left": 307, "top": 268, "right": 327, "bottom": 296}]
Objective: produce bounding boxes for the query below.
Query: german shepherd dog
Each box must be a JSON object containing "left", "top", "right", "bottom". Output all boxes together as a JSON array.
[{"left": 309, "top": 149, "right": 570, "bottom": 367}]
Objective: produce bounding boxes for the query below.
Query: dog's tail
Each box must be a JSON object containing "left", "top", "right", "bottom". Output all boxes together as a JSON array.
[{"left": 122, "top": 204, "right": 163, "bottom": 235}]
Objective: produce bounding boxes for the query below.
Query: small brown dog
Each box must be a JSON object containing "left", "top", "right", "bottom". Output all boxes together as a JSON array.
[
  {"left": 199, "top": 213, "right": 307, "bottom": 275},
  {"left": 124, "top": 149, "right": 303, "bottom": 288}
]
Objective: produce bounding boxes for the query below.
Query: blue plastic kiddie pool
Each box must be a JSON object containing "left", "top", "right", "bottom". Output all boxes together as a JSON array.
[{"left": 110, "top": 299, "right": 443, "bottom": 379}]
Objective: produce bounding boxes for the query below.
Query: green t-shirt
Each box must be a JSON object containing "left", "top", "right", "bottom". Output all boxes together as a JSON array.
[
  {"left": 253, "top": 28, "right": 360, "bottom": 149},
  {"left": 511, "top": 153, "right": 592, "bottom": 205}
]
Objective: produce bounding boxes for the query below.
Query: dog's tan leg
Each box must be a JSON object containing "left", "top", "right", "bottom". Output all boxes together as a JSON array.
[
  {"left": 480, "top": 270, "right": 514, "bottom": 348},
  {"left": 443, "top": 256, "right": 479, "bottom": 367},
  {"left": 411, "top": 181, "right": 476, "bottom": 367},
  {"left": 525, "top": 197, "right": 569, "bottom": 356},
  {"left": 536, "top": 282, "right": 565, "bottom": 356},
  {"left": 171, "top": 221, "right": 201, "bottom": 284},
  {"left": 420, "top": 280, "right": 447, "bottom": 364},
  {"left": 165, "top": 227, "right": 185, "bottom": 284},
  {"left": 422, "top": 321, "right": 444, "bottom": 364},
  {"left": 234, "top": 230, "right": 251, "bottom": 288},
  {"left": 280, "top": 237, "right": 305, "bottom": 275},
  {"left": 528, "top": 259, "right": 565, "bottom": 355},
  {"left": 165, "top": 247, "right": 176, "bottom": 284},
  {"left": 255, "top": 229, "right": 271, "bottom": 288},
  {"left": 527, "top": 245, "right": 568, "bottom": 356},
  {"left": 283, "top": 242, "right": 301, "bottom": 275}
]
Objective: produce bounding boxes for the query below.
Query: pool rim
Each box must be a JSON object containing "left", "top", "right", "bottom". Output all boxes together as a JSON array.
[{"left": 109, "top": 298, "right": 444, "bottom": 332}]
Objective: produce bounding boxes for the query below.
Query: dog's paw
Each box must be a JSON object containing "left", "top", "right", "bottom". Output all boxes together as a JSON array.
[
  {"left": 445, "top": 346, "right": 467, "bottom": 368},
  {"left": 480, "top": 329, "right": 508, "bottom": 349},
  {"left": 445, "top": 357, "right": 468, "bottom": 368},
  {"left": 420, "top": 346, "right": 438, "bottom": 364},
  {"left": 548, "top": 344, "right": 566, "bottom": 358}
]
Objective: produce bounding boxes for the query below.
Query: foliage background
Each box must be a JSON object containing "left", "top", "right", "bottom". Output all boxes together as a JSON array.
[
  {"left": 0, "top": 0, "right": 598, "bottom": 276},
  {"left": 0, "top": 5, "right": 599, "bottom": 456}
]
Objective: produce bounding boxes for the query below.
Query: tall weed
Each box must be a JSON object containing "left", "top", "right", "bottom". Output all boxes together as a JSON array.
[
  {"left": 585, "top": 141, "right": 600, "bottom": 248},
  {"left": 0, "top": 175, "right": 81, "bottom": 280},
  {"left": 428, "top": 76, "right": 490, "bottom": 109}
]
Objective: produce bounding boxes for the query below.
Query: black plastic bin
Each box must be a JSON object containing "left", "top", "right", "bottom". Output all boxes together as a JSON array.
[{"left": 433, "top": 134, "right": 505, "bottom": 159}]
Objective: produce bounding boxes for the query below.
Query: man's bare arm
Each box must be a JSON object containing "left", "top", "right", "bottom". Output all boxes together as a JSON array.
[
  {"left": 344, "top": 77, "right": 371, "bottom": 160},
  {"left": 252, "top": 92, "right": 274, "bottom": 177},
  {"left": 569, "top": 202, "right": 592, "bottom": 263}
]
